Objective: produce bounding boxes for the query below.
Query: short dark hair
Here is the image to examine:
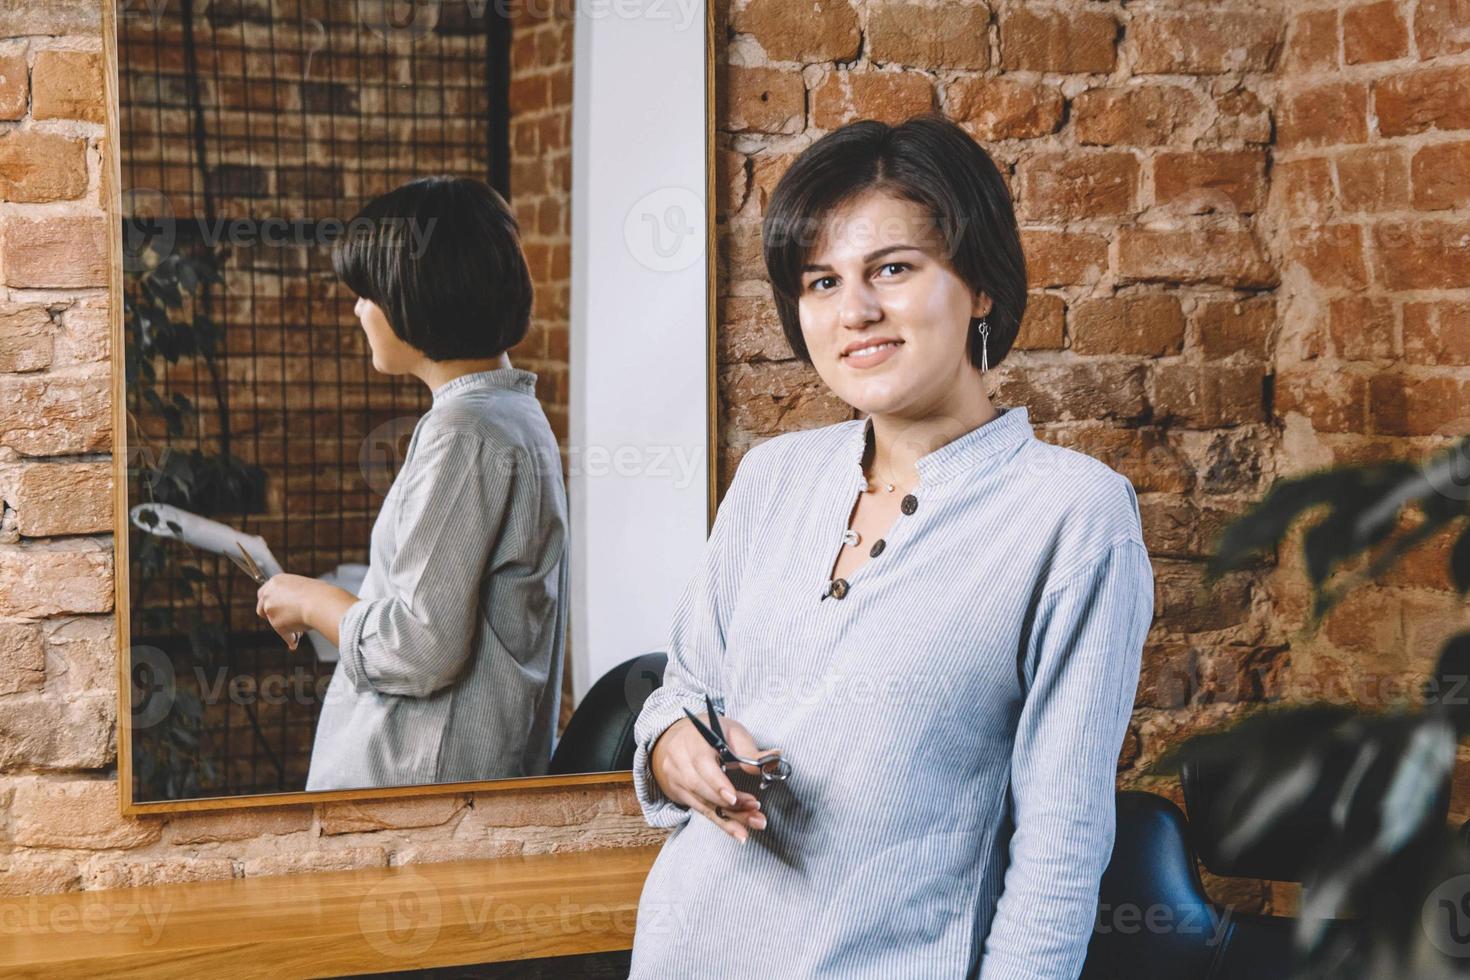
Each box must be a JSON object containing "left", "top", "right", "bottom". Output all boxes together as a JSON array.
[
  {"left": 761, "top": 114, "right": 1027, "bottom": 372},
  {"left": 332, "top": 175, "right": 533, "bottom": 361}
]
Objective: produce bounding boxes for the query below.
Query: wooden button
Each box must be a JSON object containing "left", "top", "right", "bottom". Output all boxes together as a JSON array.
[
  {"left": 869, "top": 538, "right": 886, "bottom": 557},
  {"left": 829, "top": 578, "right": 849, "bottom": 600},
  {"left": 900, "top": 494, "right": 918, "bottom": 515}
]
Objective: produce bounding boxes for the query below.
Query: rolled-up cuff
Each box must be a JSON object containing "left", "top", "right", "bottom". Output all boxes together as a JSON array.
[
  {"left": 630, "top": 691, "right": 711, "bottom": 829},
  {"left": 335, "top": 598, "right": 375, "bottom": 693}
]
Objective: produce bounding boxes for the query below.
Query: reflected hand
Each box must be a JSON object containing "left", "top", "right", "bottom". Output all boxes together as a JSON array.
[
  {"left": 255, "top": 573, "right": 315, "bottom": 650},
  {"left": 650, "top": 710, "right": 779, "bottom": 844}
]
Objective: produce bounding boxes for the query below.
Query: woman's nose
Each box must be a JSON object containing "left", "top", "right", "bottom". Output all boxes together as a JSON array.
[{"left": 838, "top": 281, "right": 881, "bottom": 328}]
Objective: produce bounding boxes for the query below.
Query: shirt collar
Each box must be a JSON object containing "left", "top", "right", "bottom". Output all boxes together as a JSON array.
[
  {"left": 844, "top": 405, "right": 1034, "bottom": 491},
  {"left": 431, "top": 367, "right": 539, "bottom": 405}
]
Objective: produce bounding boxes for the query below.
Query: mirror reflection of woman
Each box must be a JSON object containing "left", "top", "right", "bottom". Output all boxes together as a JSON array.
[
  {"left": 629, "top": 116, "right": 1155, "bottom": 977},
  {"left": 256, "top": 176, "right": 568, "bottom": 792}
]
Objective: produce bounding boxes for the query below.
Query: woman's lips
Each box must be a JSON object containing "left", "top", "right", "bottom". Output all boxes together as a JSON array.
[{"left": 842, "top": 340, "right": 902, "bottom": 369}]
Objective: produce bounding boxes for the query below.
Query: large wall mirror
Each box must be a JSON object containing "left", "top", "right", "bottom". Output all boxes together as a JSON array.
[{"left": 108, "top": 0, "right": 714, "bottom": 812}]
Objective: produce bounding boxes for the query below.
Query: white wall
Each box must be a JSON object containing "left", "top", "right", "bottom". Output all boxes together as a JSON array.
[{"left": 569, "top": 1, "right": 710, "bottom": 703}]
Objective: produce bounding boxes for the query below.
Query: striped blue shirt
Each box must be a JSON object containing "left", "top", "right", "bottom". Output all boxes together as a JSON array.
[
  {"left": 306, "top": 367, "right": 568, "bottom": 791},
  {"left": 629, "top": 404, "right": 1154, "bottom": 978}
]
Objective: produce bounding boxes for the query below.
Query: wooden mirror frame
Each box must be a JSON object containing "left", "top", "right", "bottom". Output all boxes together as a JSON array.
[{"left": 104, "top": 0, "right": 720, "bottom": 816}]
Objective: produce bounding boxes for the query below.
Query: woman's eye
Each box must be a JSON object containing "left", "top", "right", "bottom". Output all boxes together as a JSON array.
[
  {"left": 808, "top": 276, "right": 837, "bottom": 292},
  {"left": 877, "top": 262, "right": 910, "bottom": 277}
]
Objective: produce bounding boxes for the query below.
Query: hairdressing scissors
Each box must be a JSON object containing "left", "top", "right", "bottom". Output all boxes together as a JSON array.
[
  {"left": 231, "top": 544, "right": 301, "bottom": 648},
  {"left": 683, "top": 693, "right": 791, "bottom": 791}
]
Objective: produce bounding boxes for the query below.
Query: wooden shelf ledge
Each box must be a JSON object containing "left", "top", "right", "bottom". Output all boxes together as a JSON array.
[{"left": 0, "top": 845, "right": 661, "bottom": 979}]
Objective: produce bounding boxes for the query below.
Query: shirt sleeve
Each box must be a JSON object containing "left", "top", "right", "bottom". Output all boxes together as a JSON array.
[
  {"left": 336, "top": 423, "right": 515, "bottom": 698},
  {"left": 979, "top": 535, "right": 1154, "bottom": 980},
  {"left": 630, "top": 444, "right": 767, "bottom": 829}
]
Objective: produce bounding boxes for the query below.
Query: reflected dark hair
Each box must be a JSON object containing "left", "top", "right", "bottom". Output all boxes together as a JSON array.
[
  {"left": 762, "top": 114, "right": 1027, "bottom": 371},
  {"left": 332, "top": 175, "right": 533, "bottom": 361}
]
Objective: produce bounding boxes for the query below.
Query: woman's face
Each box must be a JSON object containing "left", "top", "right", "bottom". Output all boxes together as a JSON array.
[
  {"left": 796, "top": 189, "right": 991, "bottom": 420},
  {"left": 354, "top": 296, "right": 419, "bottom": 375}
]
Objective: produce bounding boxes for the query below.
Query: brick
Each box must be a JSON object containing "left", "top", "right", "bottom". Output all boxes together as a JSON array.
[
  {"left": 1017, "top": 151, "right": 1139, "bottom": 222},
  {"left": 15, "top": 462, "right": 112, "bottom": 537},
  {"left": 719, "top": 293, "right": 791, "bottom": 363},
  {"left": 732, "top": 0, "right": 860, "bottom": 63},
  {"left": 320, "top": 796, "right": 467, "bottom": 835},
  {"left": 1372, "top": 219, "right": 1470, "bottom": 290},
  {"left": 868, "top": 2, "right": 990, "bottom": 70},
  {"left": 0, "top": 548, "right": 112, "bottom": 617},
  {"left": 1415, "top": 0, "right": 1470, "bottom": 58},
  {"left": 1279, "top": 81, "right": 1370, "bottom": 149},
  {"left": 1154, "top": 560, "right": 1253, "bottom": 633},
  {"left": 1130, "top": 11, "right": 1281, "bottom": 74},
  {"left": 0, "top": 214, "right": 109, "bottom": 289},
  {"left": 1328, "top": 296, "right": 1395, "bottom": 361},
  {"left": 1411, "top": 142, "right": 1470, "bottom": 211},
  {"left": 0, "top": 50, "right": 26, "bottom": 121},
  {"left": 1286, "top": 224, "right": 1369, "bottom": 290},
  {"left": 722, "top": 66, "right": 804, "bottom": 135},
  {"left": 242, "top": 847, "right": 389, "bottom": 877},
  {"left": 1118, "top": 228, "right": 1276, "bottom": 288},
  {"left": 750, "top": 152, "right": 797, "bottom": 215},
  {"left": 1073, "top": 85, "right": 1206, "bottom": 147},
  {"left": 86, "top": 859, "right": 237, "bottom": 891},
  {"left": 463, "top": 786, "right": 608, "bottom": 829},
  {"left": 1274, "top": 368, "right": 1369, "bottom": 433},
  {"left": 0, "top": 304, "right": 52, "bottom": 372},
  {"left": 1284, "top": 10, "right": 1339, "bottom": 73},
  {"left": 1071, "top": 294, "right": 1185, "bottom": 357},
  {"left": 1404, "top": 302, "right": 1470, "bottom": 366},
  {"left": 1195, "top": 298, "right": 1273, "bottom": 360},
  {"left": 1343, "top": 2, "right": 1409, "bottom": 64},
  {"left": 164, "top": 806, "right": 313, "bottom": 844},
  {"left": 1210, "top": 87, "right": 1272, "bottom": 145},
  {"left": 1336, "top": 146, "right": 1410, "bottom": 213},
  {"left": 1014, "top": 292, "right": 1064, "bottom": 350},
  {"left": 30, "top": 50, "right": 104, "bottom": 125},
  {"left": 12, "top": 778, "right": 160, "bottom": 849},
  {"left": 1046, "top": 425, "right": 1194, "bottom": 494},
  {"left": 1369, "top": 373, "right": 1470, "bottom": 437},
  {"left": 1375, "top": 66, "right": 1470, "bottom": 137},
  {"left": 1000, "top": 8, "right": 1117, "bottom": 73},
  {"left": 946, "top": 77, "right": 1063, "bottom": 141},
  {"left": 810, "top": 71, "right": 934, "bottom": 129},
  {"left": 1271, "top": 157, "right": 1334, "bottom": 222},
  {"left": 0, "top": 622, "right": 44, "bottom": 695},
  {"left": 722, "top": 361, "right": 852, "bottom": 437},
  {"left": 1153, "top": 150, "right": 1267, "bottom": 216},
  {"left": 1151, "top": 362, "right": 1266, "bottom": 427},
  {"left": 0, "top": 1, "right": 99, "bottom": 36},
  {"left": 0, "top": 374, "right": 110, "bottom": 455},
  {"left": 992, "top": 361, "right": 1146, "bottom": 423},
  {"left": 1021, "top": 230, "right": 1108, "bottom": 288},
  {"left": 0, "top": 694, "right": 112, "bottom": 770},
  {"left": 0, "top": 856, "right": 79, "bottom": 897}
]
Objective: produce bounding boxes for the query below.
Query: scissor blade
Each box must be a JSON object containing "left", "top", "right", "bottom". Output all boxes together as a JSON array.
[
  {"left": 227, "top": 552, "right": 265, "bottom": 585},
  {"left": 704, "top": 693, "right": 727, "bottom": 742},
  {"left": 681, "top": 706, "right": 725, "bottom": 752}
]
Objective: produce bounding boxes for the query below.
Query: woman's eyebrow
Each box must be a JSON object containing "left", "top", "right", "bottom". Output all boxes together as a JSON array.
[{"left": 800, "top": 243, "right": 921, "bottom": 273}]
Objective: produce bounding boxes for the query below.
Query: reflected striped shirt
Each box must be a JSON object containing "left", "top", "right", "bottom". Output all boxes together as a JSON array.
[
  {"left": 306, "top": 367, "right": 568, "bottom": 792},
  {"left": 629, "top": 404, "right": 1154, "bottom": 979}
]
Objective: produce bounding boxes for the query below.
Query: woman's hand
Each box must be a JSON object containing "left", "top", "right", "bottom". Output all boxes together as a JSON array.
[
  {"left": 649, "top": 710, "right": 778, "bottom": 844},
  {"left": 255, "top": 574, "right": 316, "bottom": 649}
]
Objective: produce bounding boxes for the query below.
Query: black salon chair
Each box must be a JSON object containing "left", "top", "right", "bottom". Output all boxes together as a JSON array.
[
  {"left": 1080, "top": 750, "right": 1443, "bottom": 980},
  {"left": 547, "top": 652, "right": 667, "bottom": 775}
]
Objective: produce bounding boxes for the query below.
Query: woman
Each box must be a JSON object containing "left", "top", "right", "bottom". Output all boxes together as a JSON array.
[
  {"left": 629, "top": 116, "right": 1154, "bottom": 977},
  {"left": 256, "top": 176, "right": 569, "bottom": 792}
]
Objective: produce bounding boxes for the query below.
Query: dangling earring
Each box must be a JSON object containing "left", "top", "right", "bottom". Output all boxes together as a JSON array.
[{"left": 976, "top": 318, "right": 990, "bottom": 374}]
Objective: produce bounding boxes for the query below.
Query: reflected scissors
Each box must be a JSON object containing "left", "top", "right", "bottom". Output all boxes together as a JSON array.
[
  {"left": 682, "top": 693, "right": 792, "bottom": 791},
  {"left": 230, "top": 543, "right": 301, "bottom": 648}
]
